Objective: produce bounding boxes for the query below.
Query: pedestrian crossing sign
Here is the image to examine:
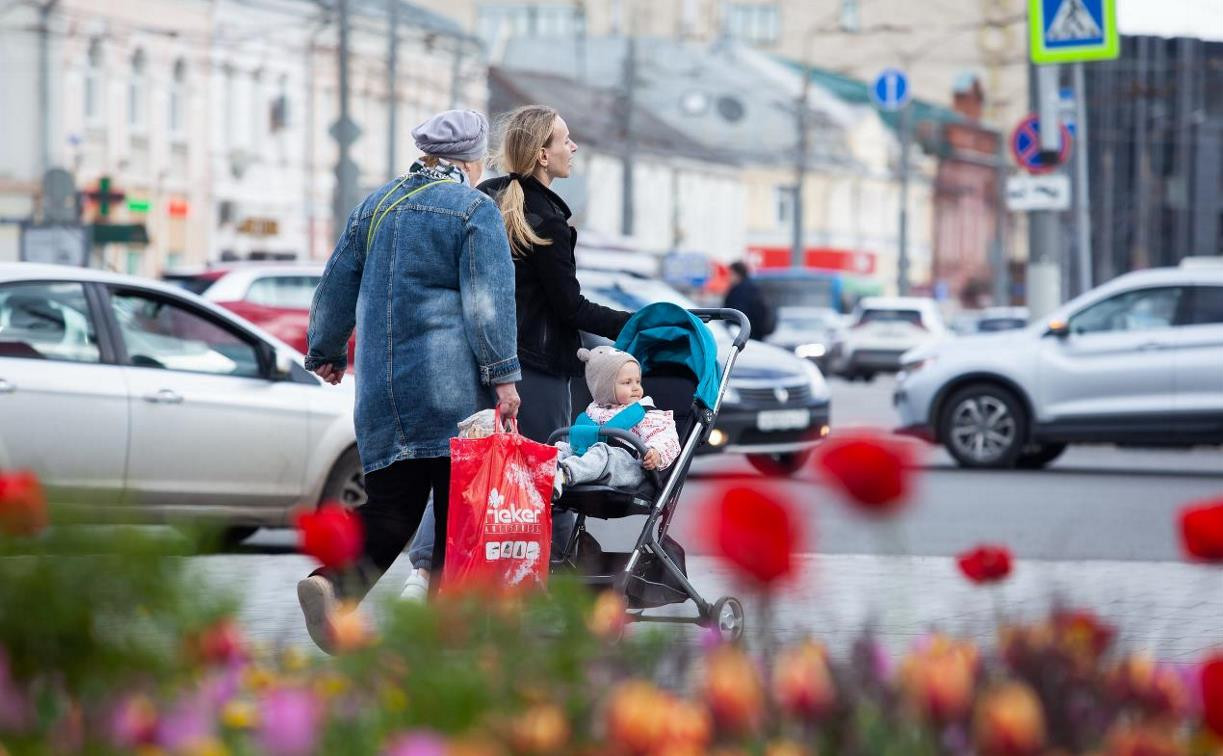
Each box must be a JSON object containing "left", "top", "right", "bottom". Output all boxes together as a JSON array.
[{"left": 1029, "top": 0, "right": 1119, "bottom": 64}]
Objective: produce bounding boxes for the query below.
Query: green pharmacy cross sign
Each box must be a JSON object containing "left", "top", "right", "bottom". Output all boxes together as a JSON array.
[{"left": 1029, "top": 0, "right": 1119, "bottom": 64}]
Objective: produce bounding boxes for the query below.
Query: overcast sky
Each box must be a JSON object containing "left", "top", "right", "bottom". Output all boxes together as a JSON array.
[{"left": 1117, "top": 0, "right": 1223, "bottom": 41}]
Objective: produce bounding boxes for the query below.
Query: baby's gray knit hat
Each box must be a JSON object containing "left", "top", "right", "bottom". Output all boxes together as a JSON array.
[
  {"left": 577, "top": 346, "right": 639, "bottom": 406},
  {"left": 411, "top": 109, "right": 488, "bottom": 162}
]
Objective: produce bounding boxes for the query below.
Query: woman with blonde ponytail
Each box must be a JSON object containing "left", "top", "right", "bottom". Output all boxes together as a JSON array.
[{"left": 477, "top": 105, "right": 631, "bottom": 443}]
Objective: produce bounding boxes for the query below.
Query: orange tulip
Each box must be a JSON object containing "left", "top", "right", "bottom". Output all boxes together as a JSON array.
[
  {"left": 330, "top": 601, "right": 375, "bottom": 653},
  {"left": 588, "top": 592, "right": 628, "bottom": 640},
  {"left": 1109, "top": 654, "right": 1187, "bottom": 717},
  {"left": 1102, "top": 723, "right": 1184, "bottom": 756},
  {"left": 772, "top": 641, "right": 836, "bottom": 720},
  {"left": 899, "top": 636, "right": 978, "bottom": 723},
  {"left": 702, "top": 646, "right": 764, "bottom": 734},
  {"left": 973, "top": 682, "right": 1046, "bottom": 756},
  {"left": 510, "top": 703, "right": 569, "bottom": 753},
  {"left": 605, "top": 680, "right": 671, "bottom": 753},
  {"left": 658, "top": 699, "right": 713, "bottom": 752}
]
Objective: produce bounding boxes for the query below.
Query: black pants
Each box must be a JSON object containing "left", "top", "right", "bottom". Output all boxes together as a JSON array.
[
  {"left": 517, "top": 364, "right": 572, "bottom": 442},
  {"left": 320, "top": 456, "right": 450, "bottom": 602}
]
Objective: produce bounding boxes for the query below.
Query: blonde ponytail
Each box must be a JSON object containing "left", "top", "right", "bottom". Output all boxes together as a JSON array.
[{"left": 493, "top": 105, "right": 560, "bottom": 256}]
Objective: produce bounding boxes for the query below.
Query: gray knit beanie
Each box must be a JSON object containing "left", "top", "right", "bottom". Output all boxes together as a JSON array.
[
  {"left": 411, "top": 109, "right": 489, "bottom": 162},
  {"left": 578, "top": 346, "right": 640, "bottom": 406}
]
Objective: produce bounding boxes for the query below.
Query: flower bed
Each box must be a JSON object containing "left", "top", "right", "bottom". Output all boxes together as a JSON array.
[{"left": 2, "top": 433, "right": 1222, "bottom": 754}]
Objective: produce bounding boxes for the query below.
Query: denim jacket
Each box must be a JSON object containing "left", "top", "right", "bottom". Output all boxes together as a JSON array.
[{"left": 306, "top": 170, "right": 521, "bottom": 472}]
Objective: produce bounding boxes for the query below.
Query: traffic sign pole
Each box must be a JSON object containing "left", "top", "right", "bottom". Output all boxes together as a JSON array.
[
  {"left": 1071, "top": 62, "right": 1092, "bottom": 294},
  {"left": 871, "top": 68, "right": 911, "bottom": 295}
]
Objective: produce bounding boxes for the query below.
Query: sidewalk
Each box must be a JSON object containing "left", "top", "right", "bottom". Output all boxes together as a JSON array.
[{"left": 198, "top": 551, "right": 1223, "bottom": 662}]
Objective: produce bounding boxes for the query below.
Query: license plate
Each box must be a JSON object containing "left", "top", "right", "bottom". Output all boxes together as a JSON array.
[{"left": 756, "top": 409, "right": 810, "bottom": 431}]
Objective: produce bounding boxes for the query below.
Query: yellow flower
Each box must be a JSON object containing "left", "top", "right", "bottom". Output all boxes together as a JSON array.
[
  {"left": 765, "top": 740, "right": 812, "bottom": 756},
  {"left": 243, "top": 665, "right": 278, "bottom": 692},
  {"left": 179, "top": 738, "right": 230, "bottom": 756},
  {"left": 973, "top": 682, "right": 1045, "bottom": 756},
  {"left": 280, "top": 646, "right": 309, "bottom": 673},
  {"left": 314, "top": 671, "right": 351, "bottom": 700},
  {"left": 380, "top": 683, "right": 408, "bottom": 713},
  {"left": 220, "top": 699, "right": 259, "bottom": 730}
]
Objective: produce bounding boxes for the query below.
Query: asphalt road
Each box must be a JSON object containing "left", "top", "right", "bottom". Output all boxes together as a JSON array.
[{"left": 217, "top": 374, "right": 1223, "bottom": 658}]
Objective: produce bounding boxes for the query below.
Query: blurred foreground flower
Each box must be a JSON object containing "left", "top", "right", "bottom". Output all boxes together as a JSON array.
[
  {"left": 1180, "top": 498, "right": 1223, "bottom": 561},
  {"left": 772, "top": 641, "right": 836, "bottom": 720},
  {"left": 973, "top": 682, "right": 1045, "bottom": 756},
  {"left": 1203, "top": 654, "right": 1223, "bottom": 738},
  {"left": 813, "top": 431, "right": 915, "bottom": 514},
  {"left": 703, "top": 483, "right": 800, "bottom": 587},
  {"left": 329, "top": 602, "right": 376, "bottom": 653},
  {"left": 1051, "top": 609, "right": 1115, "bottom": 664},
  {"left": 899, "top": 635, "right": 979, "bottom": 723},
  {"left": 957, "top": 544, "right": 1013, "bottom": 584},
  {"left": 603, "top": 680, "right": 671, "bottom": 753},
  {"left": 384, "top": 729, "right": 448, "bottom": 756},
  {"left": 257, "top": 686, "right": 322, "bottom": 756},
  {"left": 0, "top": 470, "right": 48, "bottom": 536},
  {"left": 1102, "top": 722, "right": 1184, "bottom": 756},
  {"left": 189, "top": 617, "right": 247, "bottom": 667},
  {"left": 587, "top": 591, "right": 628, "bottom": 640},
  {"left": 509, "top": 703, "right": 569, "bottom": 753},
  {"left": 703, "top": 645, "right": 764, "bottom": 734},
  {"left": 1108, "top": 654, "right": 1188, "bottom": 717},
  {"left": 295, "top": 503, "right": 363, "bottom": 569}
]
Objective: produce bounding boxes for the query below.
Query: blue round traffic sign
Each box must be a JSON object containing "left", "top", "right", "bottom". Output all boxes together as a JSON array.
[
  {"left": 871, "top": 68, "right": 910, "bottom": 112},
  {"left": 1010, "top": 114, "right": 1073, "bottom": 174}
]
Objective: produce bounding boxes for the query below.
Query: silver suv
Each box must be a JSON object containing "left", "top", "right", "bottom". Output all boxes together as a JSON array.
[{"left": 894, "top": 265, "right": 1223, "bottom": 468}]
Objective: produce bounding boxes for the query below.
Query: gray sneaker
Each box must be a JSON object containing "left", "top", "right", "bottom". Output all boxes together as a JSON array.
[{"left": 296, "top": 575, "right": 338, "bottom": 655}]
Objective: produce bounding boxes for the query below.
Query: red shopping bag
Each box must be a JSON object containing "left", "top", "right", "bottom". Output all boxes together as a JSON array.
[{"left": 444, "top": 418, "right": 557, "bottom": 592}]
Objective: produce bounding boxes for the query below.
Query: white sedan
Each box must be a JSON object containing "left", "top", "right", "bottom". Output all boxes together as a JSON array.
[{"left": 0, "top": 263, "right": 362, "bottom": 542}]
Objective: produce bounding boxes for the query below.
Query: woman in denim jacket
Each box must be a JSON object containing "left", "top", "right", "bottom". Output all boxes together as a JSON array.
[
  {"left": 398, "top": 106, "right": 632, "bottom": 600},
  {"left": 297, "top": 110, "right": 520, "bottom": 653}
]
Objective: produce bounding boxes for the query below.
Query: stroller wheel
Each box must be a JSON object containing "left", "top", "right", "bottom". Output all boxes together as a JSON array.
[{"left": 709, "top": 596, "right": 745, "bottom": 642}]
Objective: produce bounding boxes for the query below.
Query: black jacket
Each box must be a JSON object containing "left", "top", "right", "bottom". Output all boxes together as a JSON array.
[
  {"left": 723, "top": 278, "right": 774, "bottom": 341},
  {"left": 478, "top": 175, "right": 631, "bottom": 377}
]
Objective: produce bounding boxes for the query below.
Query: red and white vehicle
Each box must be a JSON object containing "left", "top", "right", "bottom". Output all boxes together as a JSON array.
[{"left": 162, "top": 264, "right": 354, "bottom": 371}]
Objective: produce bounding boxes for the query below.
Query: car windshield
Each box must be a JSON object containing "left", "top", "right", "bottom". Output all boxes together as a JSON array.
[
  {"left": 977, "top": 317, "right": 1027, "bottom": 332},
  {"left": 577, "top": 271, "right": 730, "bottom": 339},
  {"left": 163, "top": 275, "right": 218, "bottom": 296},
  {"left": 856, "top": 308, "right": 923, "bottom": 326}
]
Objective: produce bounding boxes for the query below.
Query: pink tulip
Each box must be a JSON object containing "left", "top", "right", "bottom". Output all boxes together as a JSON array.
[{"left": 258, "top": 686, "right": 322, "bottom": 756}]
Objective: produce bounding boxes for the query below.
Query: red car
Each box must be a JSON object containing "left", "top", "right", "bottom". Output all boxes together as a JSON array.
[{"left": 163, "top": 264, "right": 356, "bottom": 371}]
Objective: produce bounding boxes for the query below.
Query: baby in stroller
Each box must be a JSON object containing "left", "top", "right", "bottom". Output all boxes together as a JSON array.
[{"left": 553, "top": 346, "right": 681, "bottom": 498}]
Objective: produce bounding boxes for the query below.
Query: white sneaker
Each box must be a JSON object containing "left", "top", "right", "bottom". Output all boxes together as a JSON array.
[
  {"left": 399, "top": 569, "right": 430, "bottom": 602},
  {"left": 296, "top": 575, "right": 338, "bottom": 655}
]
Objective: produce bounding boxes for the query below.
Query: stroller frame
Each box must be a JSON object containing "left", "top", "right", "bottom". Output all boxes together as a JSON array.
[{"left": 548, "top": 308, "right": 751, "bottom": 640}]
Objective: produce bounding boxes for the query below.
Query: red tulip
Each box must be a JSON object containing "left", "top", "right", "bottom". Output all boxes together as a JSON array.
[
  {"left": 704, "top": 483, "right": 800, "bottom": 587},
  {"left": 1179, "top": 499, "right": 1223, "bottom": 561},
  {"left": 0, "top": 470, "right": 48, "bottom": 537},
  {"left": 294, "top": 504, "right": 363, "bottom": 569},
  {"left": 957, "top": 545, "right": 1014, "bottom": 584},
  {"left": 1203, "top": 654, "right": 1223, "bottom": 738},
  {"left": 814, "top": 431, "right": 915, "bottom": 513}
]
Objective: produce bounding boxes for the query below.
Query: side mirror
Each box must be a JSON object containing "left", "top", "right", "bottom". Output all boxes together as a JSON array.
[{"left": 1045, "top": 319, "right": 1070, "bottom": 339}]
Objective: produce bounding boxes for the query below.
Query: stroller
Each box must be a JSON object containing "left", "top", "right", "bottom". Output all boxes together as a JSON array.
[{"left": 548, "top": 303, "right": 751, "bottom": 641}]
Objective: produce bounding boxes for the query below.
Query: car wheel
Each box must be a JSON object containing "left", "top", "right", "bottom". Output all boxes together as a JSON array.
[
  {"left": 940, "top": 384, "right": 1026, "bottom": 468},
  {"left": 1015, "top": 443, "right": 1067, "bottom": 470},
  {"left": 747, "top": 450, "right": 812, "bottom": 477},
  {"left": 320, "top": 447, "right": 366, "bottom": 509}
]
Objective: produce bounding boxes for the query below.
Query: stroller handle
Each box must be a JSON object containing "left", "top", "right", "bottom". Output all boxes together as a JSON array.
[
  {"left": 548, "top": 426, "right": 651, "bottom": 458},
  {"left": 689, "top": 308, "right": 751, "bottom": 351}
]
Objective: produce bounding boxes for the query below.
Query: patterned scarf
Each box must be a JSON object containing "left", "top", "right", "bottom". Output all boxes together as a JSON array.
[{"left": 408, "top": 159, "right": 467, "bottom": 185}]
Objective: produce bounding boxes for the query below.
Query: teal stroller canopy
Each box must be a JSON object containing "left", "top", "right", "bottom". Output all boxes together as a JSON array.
[{"left": 614, "top": 302, "right": 720, "bottom": 410}]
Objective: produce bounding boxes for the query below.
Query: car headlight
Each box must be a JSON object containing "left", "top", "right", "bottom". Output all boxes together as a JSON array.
[
  {"left": 799, "top": 359, "right": 830, "bottom": 400},
  {"left": 794, "top": 342, "right": 826, "bottom": 359}
]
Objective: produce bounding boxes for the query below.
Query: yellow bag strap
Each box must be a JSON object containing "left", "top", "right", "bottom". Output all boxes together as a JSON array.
[{"left": 364, "top": 178, "right": 452, "bottom": 250}]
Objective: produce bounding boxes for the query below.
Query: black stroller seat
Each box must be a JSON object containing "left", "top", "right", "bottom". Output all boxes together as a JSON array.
[{"left": 546, "top": 304, "right": 753, "bottom": 641}]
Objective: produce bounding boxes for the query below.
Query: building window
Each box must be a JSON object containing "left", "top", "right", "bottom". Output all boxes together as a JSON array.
[
  {"left": 250, "top": 69, "right": 264, "bottom": 152},
  {"left": 840, "top": 0, "right": 861, "bottom": 32},
  {"left": 725, "top": 3, "right": 779, "bottom": 45},
  {"left": 169, "top": 58, "right": 186, "bottom": 138},
  {"left": 476, "top": 5, "right": 581, "bottom": 48},
  {"left": 84, "top": 38, "right": 104, "bottom": 125},
  {"left": 128, "top": 48, "right": 147, "bottom": 134},
  {"left": 775, "top": 185, "right": 794, "bottom": 227}
]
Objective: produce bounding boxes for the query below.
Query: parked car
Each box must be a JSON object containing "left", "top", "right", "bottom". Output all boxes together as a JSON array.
[
  {"left": 162, "top": 263, "right": 356, "bottom": 371},
  {"left": 577, "top": 269, "right": 832, "bottom": 476},
  {"left": 765, "top": 306, "right": 845, "bottom": 374},
  {"left": 833, "top": 296, "right": 947, "bottom": 381},
  {"left": 0, "top": 263, "right": 363, "bottom": 542},
  {"left": 974, "top": 307, "right": 1030, "bottom": 333},
  {"left": 894, "top": 267, "right": 1223, "bottom": 469}
]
